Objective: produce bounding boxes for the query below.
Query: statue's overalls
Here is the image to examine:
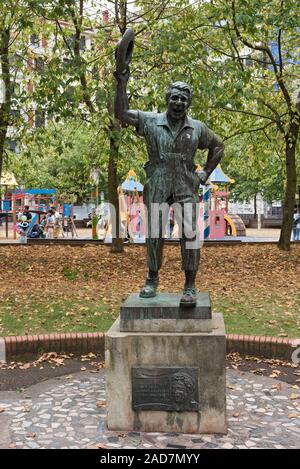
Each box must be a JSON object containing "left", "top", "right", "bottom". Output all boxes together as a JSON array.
[{"left": 137, "top": 111, "right": 219, "bottom": 273}]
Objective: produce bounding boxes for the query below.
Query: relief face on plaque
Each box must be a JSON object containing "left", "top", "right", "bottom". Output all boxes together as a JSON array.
[{"left": 132, "top": 367, "right": 199, "bottom": 412}]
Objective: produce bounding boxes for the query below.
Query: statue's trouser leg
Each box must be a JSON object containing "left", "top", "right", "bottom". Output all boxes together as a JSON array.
[
  {"left": 145, "top": 193, "right": 170, "bottom": 274},
  {"left": 146, "top": 237, "right": 165, "bottom": 273},
  {"left": 173, "top": 195, "right": 201, "bottom": 286},
  {"left": 140, "top": 196, "right": 169, "bottom": 297}
]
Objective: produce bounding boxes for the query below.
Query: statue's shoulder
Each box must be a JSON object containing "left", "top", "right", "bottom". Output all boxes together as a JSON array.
[
  {"left": 139, "top": 111, "right": 161, "bottom": 131},
  {"left": 188, "top": 116, "right": 205, "bottom": 133},
  {"left": 191, "top": 116, "right": 204, "bottom": 127},
  {"left": 137, "top": 111, "right": 159, "bottom": 136},
  {"left": 139, "top": 110, "right": 159, "bottom": 118}
]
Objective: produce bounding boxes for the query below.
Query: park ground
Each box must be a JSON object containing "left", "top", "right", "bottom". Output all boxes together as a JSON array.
[{"left": 0, "top": 243, "right": 299, "bottom": 338}]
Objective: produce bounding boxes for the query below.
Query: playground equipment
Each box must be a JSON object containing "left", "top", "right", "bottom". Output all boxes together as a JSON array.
[
  {"left": 121, "top": 171, "right": 145, "bottom": 240},
  {"left": 97, "top": 165, "right": 246, "bottom": 243},
  {"left": 96, "top": 170, "right": 146, "bottom": 241},
  {"left": 0, "top": 185, "right": 75, "bottom": 239},
  {"left": 0, "top": 171, "right": 17, "bottom": 238},
  {"left": 202, "top": 182, "right": 211, "bottom": 240},
  {"left": 205, "top": 165, "right": 246, "bottom": 239}
]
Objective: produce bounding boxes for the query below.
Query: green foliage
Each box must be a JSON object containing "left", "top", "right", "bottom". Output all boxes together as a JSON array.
[
  {"left": 3, "top": 0, "right": 299, "bottom": 214},
  {"left": 9, "top": 120, "right": 108, "bottom": 202}
]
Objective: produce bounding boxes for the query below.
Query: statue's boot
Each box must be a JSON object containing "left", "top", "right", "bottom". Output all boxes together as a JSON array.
[
  {"left": 180, "top": 271, "right": 197, "bottom": 307},
  {"left": 139, "top": 271, "right": 159, "bottom": 298}
]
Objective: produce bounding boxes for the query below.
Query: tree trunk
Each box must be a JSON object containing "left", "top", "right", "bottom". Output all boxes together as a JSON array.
[
  {"left": 108, "top": 120, "right": 124, "bottom": 253},
  {"left": 0, "top": 131, "right": 5, "bottom": 188},
  {"left": 0, "top": 27, "right": 11, "bottom": 192},
  {"left": 278, "top": 122, "right": 299, "bottom": 250},
  {"left": 254, "top": 193, "right": 257, "bottom": 216}
]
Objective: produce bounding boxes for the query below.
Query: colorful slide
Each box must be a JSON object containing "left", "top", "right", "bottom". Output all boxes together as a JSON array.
[{"left": 224, "top": 214, "right": 246, "bottom": 237}]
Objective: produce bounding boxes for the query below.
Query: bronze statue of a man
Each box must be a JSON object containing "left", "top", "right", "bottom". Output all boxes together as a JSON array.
[{"left": 114, "top": 30, "right": 224, "bottom": 307}]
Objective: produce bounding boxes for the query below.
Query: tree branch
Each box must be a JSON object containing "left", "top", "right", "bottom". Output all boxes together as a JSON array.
[
  {"left": 56, "top": 20, "right": 74, "bottom": 57},
  {"left": 71, "top": 0, "right": 95, "bottom": 115},
  {"left": 213, "top": 105, "right": 277, "bottom": 123},
  {"left": 257, "top": 98, "right": 285, "bottom": 134},
  {"left": 223, "top": 121, "right": 275, "bottom": 141},
  {"left": 231, "top": 0, "right": 291, "bottom": 109},
  {"left": 277, "top": 28, "right": 283, "bottom": 76}
]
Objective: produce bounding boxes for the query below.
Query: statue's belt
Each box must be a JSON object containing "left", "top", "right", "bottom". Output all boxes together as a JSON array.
[
  {"left": 147, "top": 153, "right": 197, "bottom": 171},
  {"left": 150, "top": 152, "right": 194, "bottom": 162}
]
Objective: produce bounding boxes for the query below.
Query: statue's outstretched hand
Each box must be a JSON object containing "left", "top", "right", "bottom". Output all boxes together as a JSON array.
[
  {"left": 198, "top": 170, "right": 209, "bottom": 185},
  {"left": 114, "top": 67, "right": 130, "bottom": 83}
]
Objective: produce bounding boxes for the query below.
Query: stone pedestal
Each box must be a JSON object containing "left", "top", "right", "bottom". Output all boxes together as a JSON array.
[
  {"left": 120, "top": 292, "right": 212, "bottom": 333},
  {"left": 105, "top": 293, "right": 227, "bottom": 434}
]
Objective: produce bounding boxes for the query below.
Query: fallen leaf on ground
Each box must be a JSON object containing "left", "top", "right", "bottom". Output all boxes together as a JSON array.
[
  {"left": 288, "top": 412, "right": 298, "bottom": 419},
  {"left": 26, "top": 432, "right": 36, "bottom": 438},
  {"left": 289, "top": 394, "right": 300, "bottom": 400},
  {"left": 269, "top": 370, "right": 281, "bottom": 378},
  {"left": 96, "top": 400, "right": 106, "bottom": 408},
  {"left": 88, "top": 443, "right": 107, "bottom": 449},
  {"left": 227, "top": 384, "right": 235, "bottom": 390},
  {"left": 272, "top": 383, "right": 282, "bottom": 391},
  {"left": 0, "top": 406, "right": 5, "bottom": 413},
  {"left": 232, "top": 412, "right": 240, "bottom": 418}
]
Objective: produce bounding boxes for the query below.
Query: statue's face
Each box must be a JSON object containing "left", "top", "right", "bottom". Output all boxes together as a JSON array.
[{"left": 167, "top": 90, "right": 190, "bottom": 121}]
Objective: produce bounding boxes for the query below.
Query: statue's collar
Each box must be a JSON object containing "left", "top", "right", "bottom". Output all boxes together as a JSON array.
[{"left": 157, "top": 112, "right": 195, "bottom": 130}]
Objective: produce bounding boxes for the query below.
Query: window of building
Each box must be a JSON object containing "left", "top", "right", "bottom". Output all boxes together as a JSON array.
[
  {"left": 30, "top": 34, "right": 39, "bottom": 47},
  {"left": 80, "top": 36, "right": 86, "bottom": 51},
  {"left": 6, "top": 139, "right": 18, "bottom": 153},
  {"left": 10, "top": 109, "right": 20, "bottom": 119},
  {"left": 35, "top": 109, "right": 46, "bottom": 128},
  {"left": 66, "top": 34, "right": 76, "bottom": 51},
  {"left": 63, "top": 57, "right": 71, "bottom": 67},
  {"left": 34, "top": 56, "right": 44, "bottom": 72}
]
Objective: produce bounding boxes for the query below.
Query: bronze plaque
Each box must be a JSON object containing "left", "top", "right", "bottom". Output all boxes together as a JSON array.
[{"left": 132, "top": 367, "right": 199, "bottom": 411}]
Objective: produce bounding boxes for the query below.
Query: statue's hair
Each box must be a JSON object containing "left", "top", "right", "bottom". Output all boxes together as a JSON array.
[{"left": 166, "top": 81, "right": 193, "bottom": 104}]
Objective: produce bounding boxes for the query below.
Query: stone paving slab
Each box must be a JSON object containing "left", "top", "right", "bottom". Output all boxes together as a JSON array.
[{"left": 0, "top": 369, "right": 299, "bottom": 449}]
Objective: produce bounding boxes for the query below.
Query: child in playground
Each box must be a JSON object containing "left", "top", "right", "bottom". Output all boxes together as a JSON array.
[
  {"left": 52, "top": 207, "right": 62, "bottom": 238},
  {"left": 45, "top": 209, "right": 55, "bottom": 239},
  {"left": 17, "top": 205, "right": 32, "bottom": 222},
  {"left": 293, "top": 208, "right": 300, "bottom": 241}
]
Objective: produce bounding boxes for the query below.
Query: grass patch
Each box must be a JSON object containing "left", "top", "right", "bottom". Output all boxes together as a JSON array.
[
  {"left": 0, "top": 298, "right": 118, "bottom": 336},
  {"left": 63, "top": 266, "right": 78, "bottom": 281},
  {"left": 0, "top": 292, "right": 299, "bottom": 338},
  {"left": 0, "top": 244, "right": 299, "bottom": 338},
  {"left": 213, "top": 293, "right": 300, "bottom": 338}
]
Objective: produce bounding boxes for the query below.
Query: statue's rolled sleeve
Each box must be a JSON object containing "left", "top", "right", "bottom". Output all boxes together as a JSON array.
[{"left": 136, "top": 110, "right": 147, "bottom": 137}]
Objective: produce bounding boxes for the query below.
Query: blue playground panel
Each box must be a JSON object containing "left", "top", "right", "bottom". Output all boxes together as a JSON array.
[
  {"left": 63, "top": 204, "right": 72, "bottom": 217},
  {"left": 29, "top": 213, "right": 38, "bottom": 229},
  {"left": 2, "top": 200, "right": 11, "bottom": 211},
  {"left": 15, "top": 189, "right": 57, "bottom": 195}
]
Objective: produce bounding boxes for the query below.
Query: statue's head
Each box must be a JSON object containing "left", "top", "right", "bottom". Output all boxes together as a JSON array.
[{"left": 166, "top": 81, "right": 193, "bottom": 121}]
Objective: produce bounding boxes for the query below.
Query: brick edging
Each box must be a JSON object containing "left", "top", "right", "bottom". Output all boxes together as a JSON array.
[
  {"left": 1, "top": 332, "right": 299, "bottom": 361},
  {"left": 226, "top": 334, "right": 300, "bottom": 361},
  {"left": 3, "top": 332, "right": 105, "bottom": 361}
]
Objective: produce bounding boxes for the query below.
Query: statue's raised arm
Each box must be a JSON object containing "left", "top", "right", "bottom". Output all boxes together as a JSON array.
[{"left": 114, "top": 28, "right": 138, "bottom": 127}]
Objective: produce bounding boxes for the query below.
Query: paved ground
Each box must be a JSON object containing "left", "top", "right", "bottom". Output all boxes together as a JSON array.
[
  {"left": 0, "top": 226, "right": 281, "bottom": 243},
  {"left": 1, "top": 356, "right": 299, "bottom": 392},
  {"left": 0, "top": 367, "right": 299, "bottom": 449}
]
